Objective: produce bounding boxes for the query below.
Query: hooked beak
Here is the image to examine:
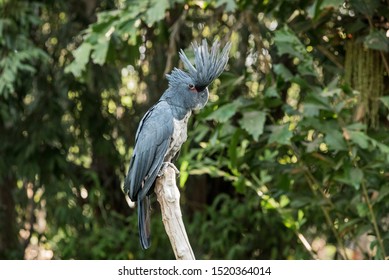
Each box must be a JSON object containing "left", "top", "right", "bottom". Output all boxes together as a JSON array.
[{"left": 193, "top": 87, "right": 209, "bottom": 112}]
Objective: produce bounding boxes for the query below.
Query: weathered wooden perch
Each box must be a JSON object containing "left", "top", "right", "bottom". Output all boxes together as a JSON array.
[{"left": 155, "top": 165, "right": 195, "bottom": 260}]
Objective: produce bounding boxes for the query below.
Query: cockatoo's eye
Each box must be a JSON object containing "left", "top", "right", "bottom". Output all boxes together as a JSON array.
[{"left": 188, "top": 84, "right": 197, "bottom": 93}]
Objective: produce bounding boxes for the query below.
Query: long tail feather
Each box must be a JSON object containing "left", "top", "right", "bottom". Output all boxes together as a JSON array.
[{"left": 138, "top": 196, "right": 151, "bottom": 249}]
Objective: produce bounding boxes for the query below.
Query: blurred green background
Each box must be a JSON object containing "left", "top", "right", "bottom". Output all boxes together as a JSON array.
[{"left": 1, "top": 0, "right": 389, "bottom": 260}]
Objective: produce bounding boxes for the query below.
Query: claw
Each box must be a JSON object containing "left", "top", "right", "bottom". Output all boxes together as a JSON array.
[{"left": 158, "top": 162, "right": 180, "bottom": 177}]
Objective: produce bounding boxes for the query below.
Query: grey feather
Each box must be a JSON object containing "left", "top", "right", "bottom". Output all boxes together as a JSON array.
[
  {"left": 138, "top": 196, "right": 151, "bottom": 249},
  {"left": 168, "top": 39, "right": 232, "bottom": 88},
  {"left": 124, "top": 101, "right": 173, "bottom": 201}
]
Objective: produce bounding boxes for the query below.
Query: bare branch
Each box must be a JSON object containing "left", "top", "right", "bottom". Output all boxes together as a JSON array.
[{"left": 155, "top": 165, "right": 195, "bottom": 260}]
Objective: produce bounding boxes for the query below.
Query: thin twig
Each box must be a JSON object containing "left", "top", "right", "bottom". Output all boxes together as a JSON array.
[
  {"left": 303, "top": 173, "right": 349, "bottom": 260},
  {"left": 360, "top": 181, "right": 387, "bottom": 259},
  {"left": 316, "top": 45, "right": 344, "bottom": 69},
  {"left": 291, "top": 144, "right": 348, "bottom": 259},
  {"left": 342, "top": 108, "right": 387, "bottom": 259},
  {"left": 164, "top": 10, "right": 187, "bottom": 76},
  {"left": 380, "top": 51, "right": 389, "bottom": 76},
  {"left": 296, "top": 231, "right": 318, "bottom": 259}
]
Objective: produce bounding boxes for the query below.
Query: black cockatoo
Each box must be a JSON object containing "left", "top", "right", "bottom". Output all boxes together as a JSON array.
[{"left": 124, "top": 39, "right": 231, "bottom": 249}]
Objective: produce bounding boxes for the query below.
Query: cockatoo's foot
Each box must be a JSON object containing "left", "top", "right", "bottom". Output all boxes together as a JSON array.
[{"left": 158, "top": 162, "right": 180, "bottom": 177}]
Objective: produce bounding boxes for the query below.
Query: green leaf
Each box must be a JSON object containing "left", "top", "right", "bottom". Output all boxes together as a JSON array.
[
  {"left": 307, "top": 0, "right": 342, "bottom": 18},
  {"left": 65, "top": 42, "right": 92, "bottom": 77},
  {"left": 238, "top": 111, "right": 266, "bottom": 141},
  {"left": 376, "top": 185, "right": 389, "bottom": 203},
  {"left": 264, "top": 85, "right": 279, "bottom": 98},
  {"left": 356, "top": 203, "right": 369, "bottom": 217},
  {"left": 306, "top": 1, "right": 319, "bottom": 18},
  {"left": 274, "top": 27, "right": 304, "bottom": 59},
  {"left": 117, "top": 18, "right": 137, "bottom": 43},
  {"left": 350, "top": 168, "right": 364, "bottom": 189},
  {"left": 380, "top": 96, "right": 389, "bottom": 109},
  {"left": 320, "top": 0, "right": 344, "bottom": 9},
  {"left": 206, "top": 102, "right": 240, "bottom": 122},
  {"left": 228, "top": 130, "right": 240, "bottom": 171},
  {"left": 348, "top": 130, "right": 370, "bottom": 149},
  {"left": 347, "top": 127, "right": 389, "bottom": 155},
  {"left": 145, "top": 0, "right": 170, "bottom": 26},
  {"left": 91, "top": 17, "right": 116, "bottom": 34},
  {"left": 179, "top": 160, "right": 189, "bottom": 187},
  {"left": 364, "top": 30, "right": 389, "bottom": 52},
  {"left": 345, "top": 19, "right": 367, "bottom": 34},
  {"left": 346, "top": 122, "right": 366, "bottom": 131},
  {"left": 91, "top": 39, "right": 110, "bottom": 65},
  {"left": 335, "top": 167, "right": 364, "bottom": 190},
  {"left": 325, "top": 130, "right": 347, "bottom": 151},
  {"left": 274, "top": 26, "right": 317, "bottom": 77},
  {"left": 268, "top": 124, "right": 293, "bottom": 145},
  {"left": 216, "top": 0, "right": 236, "bottom": 12},
  {"left": 260, "top": 170, "right": 273, "bottom": 185},
  {"left": 376, "top": 142, "right": 389, "bottom": 154},
  {"left": 338, "top": 218, "right": 361, "bottom": 233},
  {"left": 273, "top": 64, "right": 294, "bottom": 81},
  {"left": 297, "top": 60, "right": 316, "bottom": 76},
  {"left": 350, "top": 0, "right": 380, "bottom": 16},
  {"left": 290, "top": 196, "right": 312, "bottom": 208},
  {"left": 302, "top": 92, "right": 331, "bottom": 116}
]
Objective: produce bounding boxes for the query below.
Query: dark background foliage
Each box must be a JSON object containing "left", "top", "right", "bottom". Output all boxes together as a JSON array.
[{"left": 0, "top": 0, "right": 388, "bottom": 260}]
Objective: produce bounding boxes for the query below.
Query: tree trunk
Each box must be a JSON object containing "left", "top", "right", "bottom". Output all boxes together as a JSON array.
[
  {"left": 345, "top": 40, "right": 387, "bottom": 128},
  {"left": 0, "top": 175, "right": 22, "bottom": 259}
]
